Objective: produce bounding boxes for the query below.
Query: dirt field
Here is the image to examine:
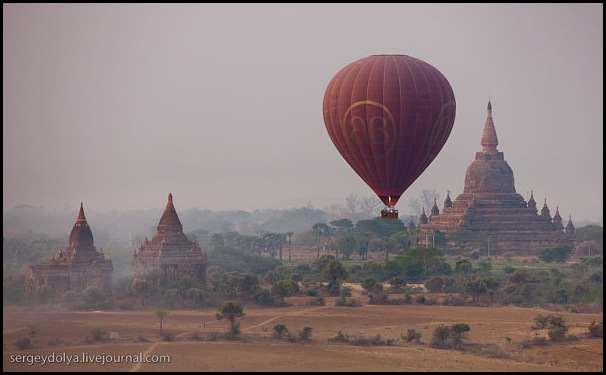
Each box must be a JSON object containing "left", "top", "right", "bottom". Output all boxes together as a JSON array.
[{"left": 3, "top": 300, "right": 602, "bottom": 372}]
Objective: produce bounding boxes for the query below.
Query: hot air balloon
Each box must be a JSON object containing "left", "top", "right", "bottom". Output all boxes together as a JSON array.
[{"left": 323, "top": 55, "right": 456, "bottom": 219}]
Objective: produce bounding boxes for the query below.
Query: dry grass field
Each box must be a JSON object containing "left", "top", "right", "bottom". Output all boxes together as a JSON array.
[{"left": 3, "top": 300, "right": 602, "bottom": 372}]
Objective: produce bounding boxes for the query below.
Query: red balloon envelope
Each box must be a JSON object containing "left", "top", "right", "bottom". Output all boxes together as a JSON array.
[{"left": 322, "top": 55, "right": 456, "bottom": 218}]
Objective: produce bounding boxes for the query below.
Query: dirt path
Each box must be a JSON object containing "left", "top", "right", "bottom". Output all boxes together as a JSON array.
[
  {"left": 128, "top": 341, "right": 159, "bottom": 372},
  {"left": 243, "top": 304, "right": 331, "bottom": 332}
]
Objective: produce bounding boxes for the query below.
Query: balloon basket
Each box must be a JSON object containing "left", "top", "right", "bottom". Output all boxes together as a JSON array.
[{"left": 380, "top": 207, "right": 399, "bottom": 219}]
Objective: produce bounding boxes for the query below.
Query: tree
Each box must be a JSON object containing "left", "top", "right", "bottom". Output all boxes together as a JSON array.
[
  {"left": 387, "top": 247, "right": 445, "bottom": 281},
  {"left": 330, "top": 218, "right": 354, "bottom": 231},
  {"left": 466, "top": 277, "right": 487, "bottom": 304},
  {"left": 163, "top": 289, "right": 181, "bottom": 307},
  {"left": 379, "top": 237, "right": 398, "bottom": 261},
  {"left": 538, "top": 246, "right": 572, "bottom": 263},
  {"left": 312, "top": 223, "right": 330, "bottom": 258},
  {"left": 186, "top": 287, "right": 205, "bottom": 305},
  {"left": 271, "top": 280, "right": 295, "bottom": 303},
  {"left": 355, "top": 217, "right": 405, "bottom": 238},
  {"left": 220, "top": 272, "right": 260, "bottom": 296},
  {"left": 273, "top": 324, "right": 288, "bottom": 339},
  {"left": 216, "top": 301, "right": 245, "bottom": 338},
  {"left": 155, "top": 310, "right": 168, "bottom": 337},
  {"left": 362, "top": 277, "right": 384, "bottom": 302},
  {"left": 390, "top": 231, "right": 410, "bottom": 253},
  {"left": 408, "top": 189, "right": 441, "bottom": 218},
  {"left": 336, "top": 233, "right": 356, "bottom": 260},
  {"left": 455, "top": 258, "right": 473, "bottom": 274},
  {"left": 450, "top": 323, "right": 471, "bottom": 347},
  {"left": 262, "top": 232, "right": 284, "bottom": 258},
  {"left": 355, "top": 232, "right": 371, "bottom": 260},
  {"left": 129, "top": 279, "right": 157, "bottom": 306},
  {"left": 83, "top": 286, "right": 105, "bottom": 308},
  {"left": 323, "top": 260, "right": 348, "bottom": 283}
]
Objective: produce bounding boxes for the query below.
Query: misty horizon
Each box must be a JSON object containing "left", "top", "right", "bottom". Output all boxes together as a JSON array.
[{"left": 4, "top": 4, "right": 603, "bottom": 224}]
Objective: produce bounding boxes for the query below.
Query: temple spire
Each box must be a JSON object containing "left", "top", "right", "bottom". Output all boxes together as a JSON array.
[
  {"left": 157, "top": 192, "right": 183, "bottom": 235},
  {"left": 76, "top": 202, "right": 86, "bottom": 224},
  {"left": 481, "top": 100, "right": 499, "bottom": 153}
]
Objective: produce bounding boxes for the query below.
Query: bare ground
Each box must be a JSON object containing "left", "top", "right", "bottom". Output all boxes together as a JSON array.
[{"left": 3, "top": 301, "right": 602, "bottom": 372}]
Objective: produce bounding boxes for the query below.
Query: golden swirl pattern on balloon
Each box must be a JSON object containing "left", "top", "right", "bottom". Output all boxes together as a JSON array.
[{"left": 341, "top": 100, "right": 398, "bottom": 159}]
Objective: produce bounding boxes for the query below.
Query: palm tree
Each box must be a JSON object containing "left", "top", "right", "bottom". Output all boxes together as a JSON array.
[
  {"left": 312, "top": 223, "right": 330, "bottom": 258},
  {"left": 155, "top": 310, "right": 168, "bottom": 336},
  {"left": 285, "top": 232, "right": 294, "bottom": 262}
]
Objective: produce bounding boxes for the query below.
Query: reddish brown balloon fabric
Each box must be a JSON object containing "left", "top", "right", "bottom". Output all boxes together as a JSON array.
[{"left": 322, "top": 55, "right": 456, "bottom": 207}]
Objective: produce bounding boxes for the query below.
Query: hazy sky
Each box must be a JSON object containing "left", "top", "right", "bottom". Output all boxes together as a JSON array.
[{"left": 3, "top": 4, "right": 603, "bottom": 223}]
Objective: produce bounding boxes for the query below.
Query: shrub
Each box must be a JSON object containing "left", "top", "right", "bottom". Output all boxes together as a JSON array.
[
  {"left": 61, "top": 291, "right": 80, "bottom": 303},
  {"left": 403, "top": 328, "right": 422, "bottom": 343},
  {"left": 15, "top": 337, "right": 33, "bottom": 350},
  {"left": 371, "top": 334, "right": 384, "bottom": 345},
  {"left": 86, "top": 328, "right": 109, "bottom": 343},
  {"left": 135, "top": 335, "right": 151, "bottom": 342},
  {"left": 532, "top": 313, "right": 569, "bottom": 342},
  {"left": 426, "top": 276, "right": 445, "bottom": 293},
  {"left": 430, "top": 325, "right": 452, "bottom": 348},
  {"left": 161, "top": 332, "right": 176, "bottom": 342},
  {"left": 332, "top": 330, "right": 349, "bottom": 342},
  {"left": 389, "top": 276, "right": 406, "bottom": 290},
  {"left": 298, "top": 327, "right": 313, "bottom": 341},
  {"left": 587, "top": 320, "right": 603, "bottom": 338},
  {"left": 82, "top": 286, "right": 108, "bottom": 309},
  {"left": 335, "top": 296, "right": 361, "bottom": 307},
  {"left": 35, "top": 285, "right": 55, "bottom": 303},
  {"left": 547, "top": 326, "right": 568, "bottom": 342},
  {"left": 430, "top": 323, "right": 470, "bottom": 349}
]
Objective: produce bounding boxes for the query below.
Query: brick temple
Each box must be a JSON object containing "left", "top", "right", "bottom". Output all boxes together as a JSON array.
[
  {"left": 26, "top": 203, "right": 113, "bottom": 295},
  {"left": 132, "top": 193, "right": 207, "bottom": 283},
  {"left": 411, "top": 101, "right": 576, "bottom": 255}
]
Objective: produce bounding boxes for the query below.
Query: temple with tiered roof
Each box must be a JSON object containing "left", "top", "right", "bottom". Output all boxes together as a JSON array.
[
  {"left": 26, "top": 203, "right": 113, "bottom": 295},
  {"left": 412, "top": 101, "right": 576, "bottom": 255},
  {"left": 132, "top": 193, "right": 207, "bottom": 283}
]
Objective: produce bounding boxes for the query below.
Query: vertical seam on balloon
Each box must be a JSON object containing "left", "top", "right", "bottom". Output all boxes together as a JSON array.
[
  {"left": 327, "top": 67, "right": 349, "bottom": 169},
  {"left": 393, "top": 55, "right": 404, "bottom": 201},
  {"left": 374, "top": 56, "right": 387, "bottom": 194},
  {"left": 356, "top": 56, "right": 380, "bottom": 188},
  {"left": 401, "top": 57, "right": 418, "bottom": 187},
  {"left": 335, "top": 61, "right": 365, "bottom": 184}
]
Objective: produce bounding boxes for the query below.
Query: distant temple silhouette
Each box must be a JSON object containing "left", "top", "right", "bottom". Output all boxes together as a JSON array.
[
  {"left": 411, "top": 101, "right": 575, "bottom": 255},
  {"left": 132, "top": 193, "right": 207, "bottom": 284},
  {"left": 26, "top": 203, "right": 113, "bottom": 295}
]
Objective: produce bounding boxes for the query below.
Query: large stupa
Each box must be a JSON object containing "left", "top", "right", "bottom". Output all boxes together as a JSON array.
[{"left": 411, "top": 101, "right": 575, "bottom": 256}]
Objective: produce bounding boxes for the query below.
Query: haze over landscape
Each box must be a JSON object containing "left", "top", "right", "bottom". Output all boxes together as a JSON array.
[{"left": 3, "top": 4, "right": 603, "bottom": 224}]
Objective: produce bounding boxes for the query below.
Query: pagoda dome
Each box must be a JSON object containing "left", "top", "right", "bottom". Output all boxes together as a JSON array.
[
  {"left": 464, "top": 159, "right": 516, "bottom": 194},
  {"left": 68, "top": 203, "right": 94, "bottom": 248}
]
